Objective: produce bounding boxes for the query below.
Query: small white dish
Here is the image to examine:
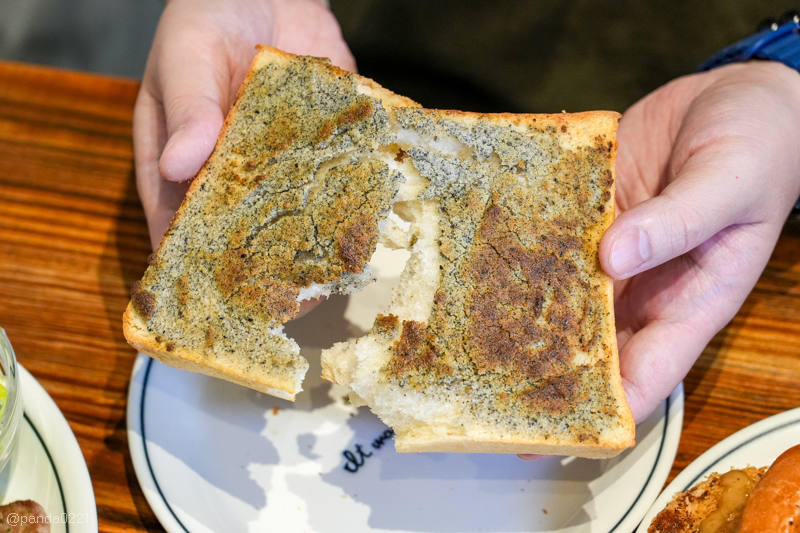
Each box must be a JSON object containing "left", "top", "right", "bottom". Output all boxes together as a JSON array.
[
  {"left": 636, "top": 406, "right": 800, "bottom": 532},
  {"left": 0, "top": 365, "right": 97, "bottom": 533},
  {"left": 127, "top": 245, "right": 684, "bottom": 533}
]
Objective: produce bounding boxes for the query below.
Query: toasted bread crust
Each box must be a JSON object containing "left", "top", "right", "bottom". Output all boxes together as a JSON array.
[
  {"left": 123, "top": 302, "right": 298, "bottom": 399},
  {"left": 124, "top": 46, "right": 417, "bottom": 399},
  {"left": 400, "top": 109, "right": 627, "bottom": 451},
  {"left": 396, "top": 439, "right": 624, "bottom": 458}
]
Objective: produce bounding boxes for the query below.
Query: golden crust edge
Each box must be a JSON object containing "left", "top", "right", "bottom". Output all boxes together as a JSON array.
[
  {"left": 122, "top": 302, "right": 302, "bottom": 401},
  {"left": 594, "top": 117, "right": 636, "bottom": 446},
  {"left": 416, "top": 108, "right": 621, "bottom": 142},
  {"left": 395, "top": 436, "right": 628, "bottom": 458},
  {"left": 252, "top": 44, "right": 421, "bottom": 110}
]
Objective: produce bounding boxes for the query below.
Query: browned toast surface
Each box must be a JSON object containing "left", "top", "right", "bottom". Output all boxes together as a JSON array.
[
  {"left": 124, "top": 46, "right": 417, "bottom": 399},
  {"left": 321, "top": 108, "right": 634, "bottom": 456}
]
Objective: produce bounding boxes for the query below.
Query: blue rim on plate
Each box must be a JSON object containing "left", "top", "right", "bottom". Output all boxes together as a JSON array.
[
  {"left": 607, "top": 395, "right": 670, "bottom": 533},
  {"left": 129, "top": 354, "right": 683, "bottom": 533},
  {"left": 22, "top": 412, "right": 69, "bottom": 533},
  {"left": 680, "top": 415, "right": 800, "bottom": 491},
  {"left": 15, "top": 365, "right": 97, "bottom": 533},
  {"left": 140, "top": 358, "right": 189, "bottom": 532}
]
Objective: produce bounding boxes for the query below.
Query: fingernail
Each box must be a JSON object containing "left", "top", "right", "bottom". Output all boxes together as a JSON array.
[
  {"left": 518, "top": 454, "right": 558, "bottom": 461},
  {"left": 609, "top": 226, "right": 650, "bottom": 276},
  {"left": 160, "top": 125, "right": 186, "bottom": 180},
  {"left": 162, "top": 124, "right": 186, "bottom": 155}
]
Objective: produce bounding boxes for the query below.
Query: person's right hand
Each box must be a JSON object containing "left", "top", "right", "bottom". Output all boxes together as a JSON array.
[
  {"left": 133, "top": 0, "right": 355, "bottom": 251},
  {"left": 600, "top": 61, "right": 800, "bottom": 424}
]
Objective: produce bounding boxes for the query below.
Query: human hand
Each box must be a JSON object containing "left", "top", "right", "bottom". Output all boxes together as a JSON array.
[
  {"left": 133, "top": 0, "right": 355, "bottom": 250},
  {"left": 600, "top": 61, "right": 800, "bottom": 423}
]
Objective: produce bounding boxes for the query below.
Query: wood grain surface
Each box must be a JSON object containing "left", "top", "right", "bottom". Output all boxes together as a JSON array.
[
  {"left": 0, "top": 61, "right": 160, "bottom": 532},
  {"left": 1, "top": 60, "right": 800, "bottom": 532}
]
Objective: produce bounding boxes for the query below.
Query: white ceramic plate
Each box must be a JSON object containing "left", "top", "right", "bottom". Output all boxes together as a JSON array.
[
  {"left": 0, "top": 366, "right": 97, "bottom": 532},
  {"left": 127, "top": 245, "right": 684, "bottom": 533},
  {"left": 636, "top": 407, "right": 800, "bottom": 532}
]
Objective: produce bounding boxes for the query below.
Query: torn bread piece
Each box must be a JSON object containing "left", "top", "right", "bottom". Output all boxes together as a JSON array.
[
  {"left": 123, "top": 46, "right": 419, "bottom": 400},
  {"left": 123, "top": 46, "right": 634, "bottom": 457},
  {"left": 321, "top": 108, "right": 635, "bottom": 457}
]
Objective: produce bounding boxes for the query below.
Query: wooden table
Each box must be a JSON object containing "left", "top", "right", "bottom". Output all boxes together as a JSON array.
[{"left": 1, "top": 61, "right": 800, "bottom": 533}]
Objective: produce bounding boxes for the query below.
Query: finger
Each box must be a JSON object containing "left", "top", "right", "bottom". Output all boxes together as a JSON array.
[
  {"left": 133, "top": 86, "right": 191, "bottom": 249},
  {"left": 158, "top": 104, "right": 224, "bottom": 183},
  {"left": 154, "top": 45, "right": 231, "bottom": 183},
  {"left": 272, "top": 0, "right": 356, "bottom": 72},
  {"left": 620, "top": 314, "right": 709, "bottom": 424},
  {"left": 616, "top": 222, "right": 776, "bottom": 423},
  {"left": 616, "top": 254, "right": 731, "bottom": 423},
  {"left": 601, "top": 138, "right": 775, "bottom": 280}
]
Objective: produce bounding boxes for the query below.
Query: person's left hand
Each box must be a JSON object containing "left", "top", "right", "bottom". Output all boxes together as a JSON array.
[
  {"left": 602, "top": 61, "right": 800, "bottom": 423},
  {"left": 134, "top": 0, "right": 354, "bottom": 318},
  {"left": 134, "top": 0, "right": 355, "bottom": 250}
]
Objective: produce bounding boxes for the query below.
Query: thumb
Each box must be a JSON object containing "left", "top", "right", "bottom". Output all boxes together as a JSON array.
[
  {"left": 601, "top": 139, "right": 772, "bottom": 279},
  {"left": 158, "top": 99, "right": 224, "bottom": 182},
  {"left": 155, "top": 49, "right": 233, "bottom": 182}
]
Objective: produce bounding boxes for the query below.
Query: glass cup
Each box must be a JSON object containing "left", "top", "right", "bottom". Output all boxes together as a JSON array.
[{"left": 0, "top": 328, "right": 21, "bottom": 472}]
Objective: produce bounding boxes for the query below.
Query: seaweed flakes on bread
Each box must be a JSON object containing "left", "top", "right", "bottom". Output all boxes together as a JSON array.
[
  {"left": 123, "top": 46, "right": 419, "bottom": 400},
  {"left": 321, "top": 108, "right": 634, "bottom": 457},
  {"left": 123, "top": 46, "right": 635, "bottom": 457}
]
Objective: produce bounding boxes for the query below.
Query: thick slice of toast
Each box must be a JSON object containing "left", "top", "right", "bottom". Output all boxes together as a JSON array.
[
  {"left": 321, "top": 108, "right": 635, "bottom": 457},
  {"left": 123, "top": 46, "right": 418, "bottom": 400},
  {"left": 124, "top": 46, "right": 635, "bottom": 457}
]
